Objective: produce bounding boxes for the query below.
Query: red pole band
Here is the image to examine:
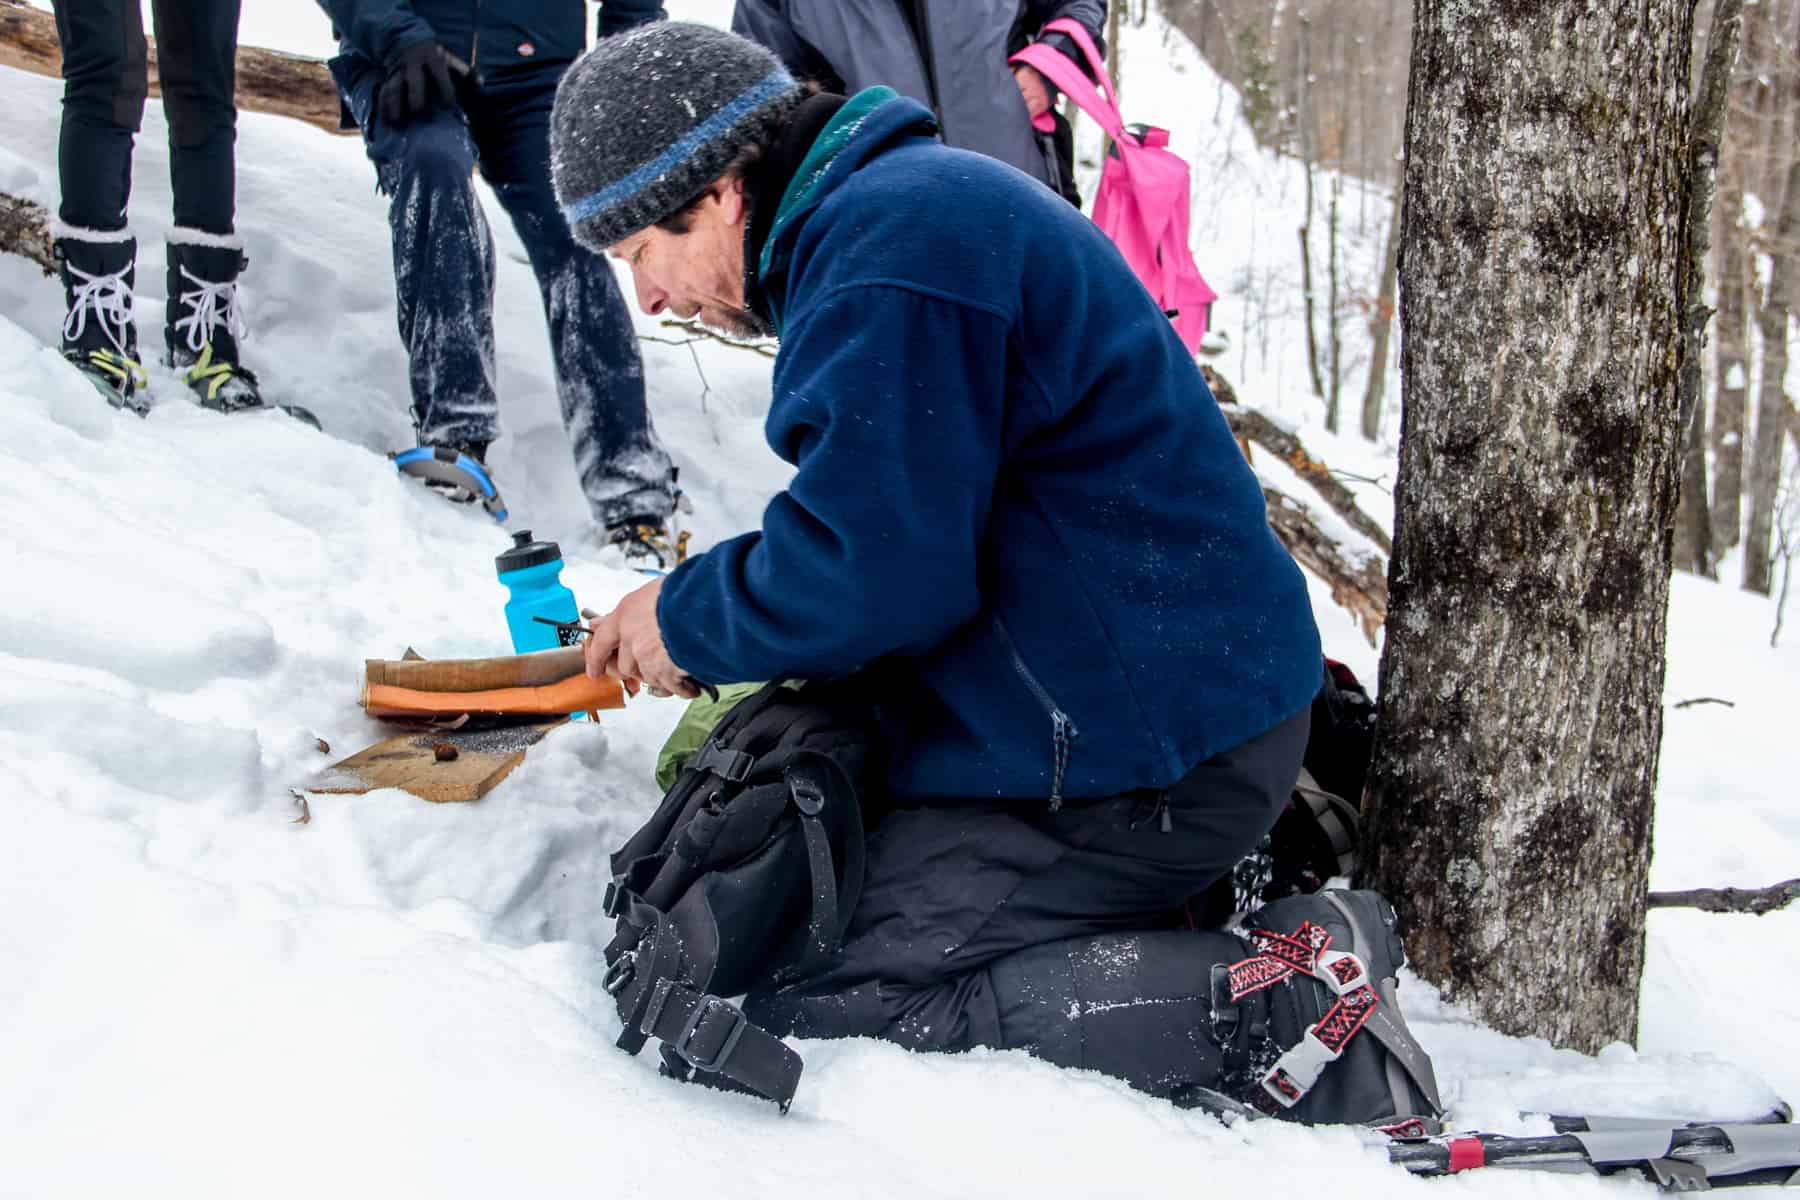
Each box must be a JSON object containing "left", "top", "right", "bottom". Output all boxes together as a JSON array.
[{"left": 1446, "top": 1137, "right": 1486, "bottom": 1173}]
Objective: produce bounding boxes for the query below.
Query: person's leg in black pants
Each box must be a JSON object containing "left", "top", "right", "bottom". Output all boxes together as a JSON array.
[
  {"left": 149, "top": 0, "right": 241, "bottom": 237},
  {"left": 49, "top": 0, "right": 146, "bottom": 408},
  {"left": 462, "top": 71, "right": 678, "bottom": 540},
  {"left": 50, "top": 0, "right": 146, "bottom": 234}
]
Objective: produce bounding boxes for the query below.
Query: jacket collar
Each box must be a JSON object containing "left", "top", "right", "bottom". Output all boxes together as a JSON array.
[{"left": 745, "top": 89, "right": 938, "bottom": 335}]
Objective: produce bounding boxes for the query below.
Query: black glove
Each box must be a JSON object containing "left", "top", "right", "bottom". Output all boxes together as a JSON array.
[{"left": 379, "top": 39, "right": 467, "bottom": 126}]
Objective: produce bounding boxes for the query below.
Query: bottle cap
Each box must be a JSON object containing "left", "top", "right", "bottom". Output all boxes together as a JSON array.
[{"left": 495, "top": 529, "right": 562, "bottom": 575}]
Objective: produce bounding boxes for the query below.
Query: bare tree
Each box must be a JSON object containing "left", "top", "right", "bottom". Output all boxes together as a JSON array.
[
  {"left": 1712, "top": 163, "right": 1752, "bottom": 549},
  {"left": 1361, "top": 173, "right": 1403, "bottom": 441},
  {"left": 1360, "top": 0, "right": 1696, "bottom": 1053},
  {"left": 1674, "top": 0, "right": 1746, "bottom": 577},
  {"left": 1744, "top": 155, "right": 1800, "bottom": 593}
]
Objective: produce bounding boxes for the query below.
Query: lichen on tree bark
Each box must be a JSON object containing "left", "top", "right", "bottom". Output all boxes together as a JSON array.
[{"left": 1359, "top": 0, "right": 1695, "bottom": 1054}]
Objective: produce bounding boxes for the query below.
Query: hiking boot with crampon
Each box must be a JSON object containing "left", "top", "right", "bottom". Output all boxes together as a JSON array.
[
  {"left": 166, "top": 233, "right": 320, "bottom": 429},
  {"left": 54, "top": 227, "right": 148, "bottom": 415},
  {"left": 607, "top": 518, "right": 690, "bottom": 573},
  {"left": 393, "top": 442, "right": 508, "bottom": 523}
]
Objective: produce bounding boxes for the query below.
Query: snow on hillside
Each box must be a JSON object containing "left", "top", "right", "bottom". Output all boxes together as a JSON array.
[{"left": 2, "top": 6, "right": 1798, "bottom": 1196}]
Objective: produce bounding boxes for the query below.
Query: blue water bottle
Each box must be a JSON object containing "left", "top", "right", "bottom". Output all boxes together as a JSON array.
[{"left": 496, "top": 530, "right": 581, "bottom": 653}]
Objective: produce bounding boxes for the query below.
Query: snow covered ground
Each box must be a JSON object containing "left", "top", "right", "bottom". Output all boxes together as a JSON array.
[{"left": 2, "top": 6, "right": 1797, "bottom": 1196}]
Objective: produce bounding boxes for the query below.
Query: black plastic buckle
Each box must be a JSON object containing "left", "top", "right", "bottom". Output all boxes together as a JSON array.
[
  {"left": 788, "top": 770, "right": 826, "bottom": 816},
  {"left": 694, "top": 740, "right": 754, "bottom": 783},
  {"left": 669, "top": 994, "right": 749, "bottom": 1073},
  {"left": 602, "top": 881, "right": 625, "bottom": 918},
  {"left": 602, "top": 950, "right": 637, "bottom": 996}
]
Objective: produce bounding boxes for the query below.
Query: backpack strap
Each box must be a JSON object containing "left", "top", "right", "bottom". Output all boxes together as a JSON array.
[
  {"left": 785, "top": 755, "right": 868, "bottom": 974},
  {"left": 602, "top": 903, "right": 805, "bottom": 1110},
  {"left": 1009, "top": 20, "right": 1123, "bottom": 139},
  {"left": 1293, "top": 768, "right": 1359, "bottom": 879}
]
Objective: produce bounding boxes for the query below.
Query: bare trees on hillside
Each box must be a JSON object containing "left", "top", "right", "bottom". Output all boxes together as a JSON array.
[
  {"left": 1676, "top": 0, "right": 1800, "bottom": 597},
  {"left": 1167, "top": 0, "right": 1412, "bottom": 440}
]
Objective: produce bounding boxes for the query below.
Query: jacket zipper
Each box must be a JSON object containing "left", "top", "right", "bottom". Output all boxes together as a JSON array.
[{"left": 992, "top": 617, "right": 1079, "bottom": 810}]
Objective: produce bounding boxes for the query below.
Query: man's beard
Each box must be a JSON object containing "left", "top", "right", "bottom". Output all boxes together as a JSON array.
[{"left": 697, "top": 303, "right": 774, "bottom": 340}]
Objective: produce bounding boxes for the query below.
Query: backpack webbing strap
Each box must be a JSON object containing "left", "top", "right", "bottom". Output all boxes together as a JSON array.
[
  {"left": 635, "top": 978, "right": 803, "bottom": 1112},
  {"left": 785, "top": 756, "right": 866, "bottom": 975},
  {"left": 604, "top": 912, "right": 803, "bottom": 1110},
  {"left": 1364, "top": 998, "right": 1445, "bottom": 1119},
  {"left": 1293, "top": 769, "right": 1358, "bottom": 878},
  {"left": 1225, "top": 922, "right": 1382, "bottom": 1115}
]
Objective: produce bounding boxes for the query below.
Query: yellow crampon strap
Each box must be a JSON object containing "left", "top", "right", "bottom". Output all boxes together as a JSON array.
[
  {"left": 91, "top": 349, "right": 148, "bottom": 391},
  {"left": 183, "top": 342, "right": 239, "bottom": 402}
]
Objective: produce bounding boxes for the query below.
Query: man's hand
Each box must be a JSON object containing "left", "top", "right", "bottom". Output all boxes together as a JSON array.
[
  {"left": 582, "top": 578, "right": 701, "bottom": 699},
  {"left": 1012, "top": 63, "right": 1053, "bottom": 119},
  {"left": 379, "top": 39, "right": 468, "bottom": 126}
]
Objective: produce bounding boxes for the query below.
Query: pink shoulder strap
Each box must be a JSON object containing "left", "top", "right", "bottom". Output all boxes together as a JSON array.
[{"left": 1008, "top": 17, "right": 1122, "bottom": 137}]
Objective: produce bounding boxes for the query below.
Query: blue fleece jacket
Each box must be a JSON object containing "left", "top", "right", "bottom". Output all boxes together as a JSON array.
[{"left": 658, "top": 92, "right": 1321, "bottom": 804}]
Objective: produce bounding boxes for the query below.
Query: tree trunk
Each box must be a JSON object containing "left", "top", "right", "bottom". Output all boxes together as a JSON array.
[
  {"left": 1359, "top": 0, "right": 1694, "bottom": 1054},
  {"left": 1712, "top": 171, "right": 1750, "bottom": 548},
  {"left": 1361, "top": 174, "right": 1403, "bottom": 441},
  {"left": 0, "top": 0, "right": 341, "bottom": 135},
  {"left": 1743, "top": 156, "right": 1800, "bottom": 594},
  {"left": 1673, "top": 0, "right": 1745, "bottom": 577},
  {"left": 1326, "top": 173, "right": 1343, "bottom": 431}
]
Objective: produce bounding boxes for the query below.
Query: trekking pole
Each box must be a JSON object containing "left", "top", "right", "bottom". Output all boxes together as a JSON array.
[{"left": 1387, "top": 1123, "right": 1800, "bottom": 1189}]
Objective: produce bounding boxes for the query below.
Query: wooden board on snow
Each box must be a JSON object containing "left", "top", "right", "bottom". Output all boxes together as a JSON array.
[{"left": 304, "top": 719, "right": 568, "bottom": 804}]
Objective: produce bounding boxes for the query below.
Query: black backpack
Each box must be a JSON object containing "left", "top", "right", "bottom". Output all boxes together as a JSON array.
[
  {"left": 1194, "top": 659, "right": 1375, "bottom": 925},
  {"left": 599, "top": 680, "right": 880, "bottom": 1110}
]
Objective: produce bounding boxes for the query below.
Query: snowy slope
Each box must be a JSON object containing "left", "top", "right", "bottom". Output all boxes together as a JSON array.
[{"left": 3, "top": 6, "right": 1799, "bottom": 1196}]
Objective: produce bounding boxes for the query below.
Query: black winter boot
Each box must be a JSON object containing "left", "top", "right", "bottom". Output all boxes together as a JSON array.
[
  {"left": 166, "top": 233, "right": 264, "bottom": 414},
  {"left": 54, "top": 227, "right": 148, "bottom": 415}
]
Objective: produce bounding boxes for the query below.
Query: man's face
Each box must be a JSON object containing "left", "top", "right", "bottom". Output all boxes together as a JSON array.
[{"left": 609, "top": 178, "right": 763, "bottom": 338}]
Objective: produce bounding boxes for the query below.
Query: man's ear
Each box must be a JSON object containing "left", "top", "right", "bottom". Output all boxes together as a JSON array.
[{"left": 713, "top": 174, "right": 751, "bottom": 228}]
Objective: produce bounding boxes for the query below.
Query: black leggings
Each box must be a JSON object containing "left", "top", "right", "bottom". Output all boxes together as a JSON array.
[{"left": 52, "top": 0, "right": 242, "bottom": 234}]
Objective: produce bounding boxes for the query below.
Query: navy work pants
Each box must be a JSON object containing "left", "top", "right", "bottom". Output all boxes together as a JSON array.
[
  {"left": 52, "top": 0, "right": 241, "bottom": 235},
  {"left": 331, "top": 56, "right": 675, "bottom": 526}
]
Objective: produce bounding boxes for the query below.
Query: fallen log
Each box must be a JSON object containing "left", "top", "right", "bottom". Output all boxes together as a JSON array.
[
  {"left": 1648, "top": 878, "right": 1800, "bottom": 916},
  {"left": 1220, "top": 402, "right": 1394, "bottom": 556},
  {"left": 0, "top": 189, "right": 52, "bottom": 275},
  {"left": 1263, "top": 487, "right": 1388, "bottom": 644},
  {"left": 0, "top": 0, "right": 344, "bottom": 136}
]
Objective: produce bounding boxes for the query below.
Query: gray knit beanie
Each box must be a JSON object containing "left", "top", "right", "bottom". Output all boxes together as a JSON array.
[{"left": 551, "top": 22, "right": 805, "bottom": 251}]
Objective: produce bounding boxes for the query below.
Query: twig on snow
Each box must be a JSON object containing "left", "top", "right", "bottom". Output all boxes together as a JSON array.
[{"left": 1671, "top": 696, "right": 1736, "bottom": 709}]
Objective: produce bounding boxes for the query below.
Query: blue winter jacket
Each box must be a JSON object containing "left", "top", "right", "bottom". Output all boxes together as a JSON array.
[
  {"left": 316, "top": 0, "right": 663, "bottom": 79},
  {"left": 658, "top": 92, "right": 1322, "bottom": 804}
]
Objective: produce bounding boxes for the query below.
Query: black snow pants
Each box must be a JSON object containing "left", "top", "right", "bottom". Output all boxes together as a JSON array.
[
  {"left": 51, "top": 0, "right": 241, "bottom": 235},
  {"left": 746, "top": 704, "right": 1311, "bottom": 1065}
]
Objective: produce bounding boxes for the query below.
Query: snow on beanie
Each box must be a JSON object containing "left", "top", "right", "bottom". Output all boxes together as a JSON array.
[{"left": 551, "top": 22, "right": 804, "bottom": 251}]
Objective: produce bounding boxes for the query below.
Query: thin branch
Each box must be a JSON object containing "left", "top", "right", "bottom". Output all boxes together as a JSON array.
[
  {"left": 1648, "top": 878, "right": 1800, "bottom": 915},
  {"left": 653, "top": 317, "right": 777, "bottom": 358},
  {"left": 1671, "top": 696, "right": 1737, "bottom": 709}
]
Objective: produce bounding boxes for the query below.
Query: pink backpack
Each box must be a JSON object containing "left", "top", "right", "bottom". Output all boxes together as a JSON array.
[{"left": 1010, "top": 20, "right": 1217, "bottom": 352}]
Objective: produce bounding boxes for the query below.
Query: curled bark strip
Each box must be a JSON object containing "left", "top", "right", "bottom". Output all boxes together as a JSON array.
[
  {"left": 1262, "top": 488, "right": 1387, "bottom": 645},
  {"left": 1671, "top": 696, "right": 1736, "bottom": 709},
  {"left": 1648, "top": 878, "right": 1800, "bottom": 916},
  {"left": 1220, "top": 403, "right": 1394, "bottom": 555}
]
